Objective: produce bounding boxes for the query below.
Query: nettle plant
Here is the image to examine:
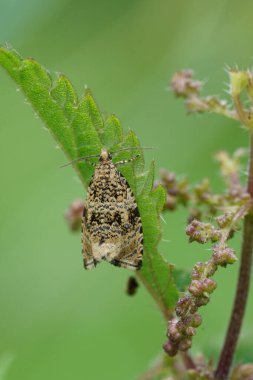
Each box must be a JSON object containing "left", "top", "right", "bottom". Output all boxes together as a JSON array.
[{"left": 1, "top": 46, "right": 253, "bottom": 380}]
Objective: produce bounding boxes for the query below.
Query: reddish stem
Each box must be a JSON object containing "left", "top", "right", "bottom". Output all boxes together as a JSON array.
[{"left": 215, "top": 132, "right": 253, "bottom": 380}]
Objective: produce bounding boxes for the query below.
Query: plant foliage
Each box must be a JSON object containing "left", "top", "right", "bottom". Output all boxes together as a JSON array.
[{"left": 0, "top": 46, "right": 182, "bottom": 315}]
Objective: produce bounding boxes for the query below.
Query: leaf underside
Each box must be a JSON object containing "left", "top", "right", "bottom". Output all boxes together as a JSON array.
[{"left": 0, "top": 46, "right": 182, "bottom": 314}]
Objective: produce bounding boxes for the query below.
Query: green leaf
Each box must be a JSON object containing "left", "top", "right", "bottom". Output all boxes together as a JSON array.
[
  {"left": 71, "top": 94, "right": 102, "bottom": 185},
  {"left": 101, "top": 114, "right": 123, "bottom": 148},
  {"left": 0, "top": 46, "right": 180, "bottom": 315},
  {"left": 50, "top": 74, "right": 78, "bottom": 122},
  {"left": 0, "top": 47, "right": 76, "bottom": 159},
  {"left": 81, "top": 90, "right": 104, "bottom": 134},
  {"left": 172, "top": 268, "right": 191, "bottom": 292},
  {"left": 0, "top": 47, "right": 22, "bottom": 83},
  {"left": 151, "top": 185, "right": 167, "bottom": 213},
  {"left": 138, "top": 180, "right": 178, "bottom": 313},
  {"left": 141, "top": 160, "right": 155, "bottom": 196}
]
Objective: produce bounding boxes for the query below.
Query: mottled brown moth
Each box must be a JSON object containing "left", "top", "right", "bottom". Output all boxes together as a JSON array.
[{"left": 80, "top": 148, "right": 143, "bottom": 270}]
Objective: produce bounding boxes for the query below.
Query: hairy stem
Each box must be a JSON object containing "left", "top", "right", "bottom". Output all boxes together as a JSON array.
[{"left": 215, "top": 132, "right": 253, "bottom": 380}]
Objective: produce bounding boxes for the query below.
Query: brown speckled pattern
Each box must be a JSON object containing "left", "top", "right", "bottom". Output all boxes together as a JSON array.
[{"left": 82, "top": 149, "right": 143, "bottom": 270}]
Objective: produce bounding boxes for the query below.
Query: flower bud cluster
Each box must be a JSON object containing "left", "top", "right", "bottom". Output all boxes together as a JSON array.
[
  {"left": 164, "top": 256, "right": 218, "bottom": 357},
  {"left": 186, "top": 95, "right": 229, "bottom": 115},
  {"left": 164, "top": 250, "right": 229, "bottom": 356},
  {"left": 231, "top": 363, "right": 253, "bottom": 380},
  {"left": 165, "top": 67, "right": 253, "bottom": 374},
  {"left": 159, "top": 148, "right": 249, "bottom": 357},
  {"left": 65, "top": 199, "right": 84, "bottom": 231},
  {"left": 170, "top": 70, "right": 235, "bottom": 118},
  {"left": 215, "top": 149, "right": 248, "bottom": 199},
  {"left": 157, "top": 147, "right": 248, "bottom": 221},
  {"left": 193, "top": 176, "right": 249, "bottom": 221},
  {"left": 186, "top": 219, "right": 221, "bottom": 244},
  {"left": 187, "top": 367, "right": 214, "bottom": 380},
  {"left": 163, "top": 198, "right": 250, "bottom": 357},
  {"left": 194, "top": 178, "right": 222, "bottom": 209},
  {"left": 170, "top": 70, "right": 202, "bottom": 98},
  {"left": 154, "top": 170, "right": 189, "bottom": 210}
]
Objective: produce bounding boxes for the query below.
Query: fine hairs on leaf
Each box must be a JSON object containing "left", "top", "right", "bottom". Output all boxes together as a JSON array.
[
  {"left": 0, "top": 45, "right": 179, "bottom": 315},
  {"left": 1, "top": 46, "right": 253, "bottom": 380}
]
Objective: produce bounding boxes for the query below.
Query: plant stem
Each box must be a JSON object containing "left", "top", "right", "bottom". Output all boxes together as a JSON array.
[
  {"left": 215, "top": 132, "right": 253, "bottom": 380},
  {"left": 181, "top": 352, "right": 196, "bottom": 370}
]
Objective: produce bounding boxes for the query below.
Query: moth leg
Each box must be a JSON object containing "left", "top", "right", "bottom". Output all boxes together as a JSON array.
[
  {"left": 82, "top": 239, "right": 97, "bottom": 270},
  {"left": 83, "top": 254, "right": 97, "bottom": 270},
  {"left": 114, "top": 154, "right": 140, "bottom": 166},
  {"left": 111, "top": 258, "right": 142, "bottom": 271},
  {"left": 84, "top": 159, "right": 97, "bottom": 167}
]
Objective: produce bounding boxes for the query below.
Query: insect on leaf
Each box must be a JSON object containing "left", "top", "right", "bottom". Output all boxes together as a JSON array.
[{"left": 0, "top": 46, "right": 180, "bottom": 315}]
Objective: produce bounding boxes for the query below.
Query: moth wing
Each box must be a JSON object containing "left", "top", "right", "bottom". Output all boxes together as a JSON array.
[
  {"left": 110, "top": 185, "right": 143, "bottom": 271},
  {"left": 82, "top": 201, "right": 97, "bottom": 270}
]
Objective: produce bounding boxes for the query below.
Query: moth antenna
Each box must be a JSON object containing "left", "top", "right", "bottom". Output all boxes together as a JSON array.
[
  {"left": 111, "top": 146, "right": 157, "bottom": 154},
  {"left": 61, "top": 146, "right": 157, "bottom": 168},
  {"left": 60, "top": 153, "right": 100, "bottom": 168},
  {"left": 74, "top": 144, "right": 157, "bottom": 151}
]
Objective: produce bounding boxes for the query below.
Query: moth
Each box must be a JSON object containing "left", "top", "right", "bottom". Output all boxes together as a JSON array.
[{"left": 81, "top": 148, "right": 143, "bottom": 270}]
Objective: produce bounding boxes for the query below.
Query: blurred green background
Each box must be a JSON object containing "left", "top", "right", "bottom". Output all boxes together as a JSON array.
[{"left": 1, "top": 0, "right": 253, "bottom": 379}]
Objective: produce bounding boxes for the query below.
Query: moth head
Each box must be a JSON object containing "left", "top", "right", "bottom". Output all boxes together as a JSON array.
[
  {"left": 61, "top": 146, "right": 155, "bottom": 168},
  {"left": 99, "top": 148, "right": 112, "bottom": 162}
]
